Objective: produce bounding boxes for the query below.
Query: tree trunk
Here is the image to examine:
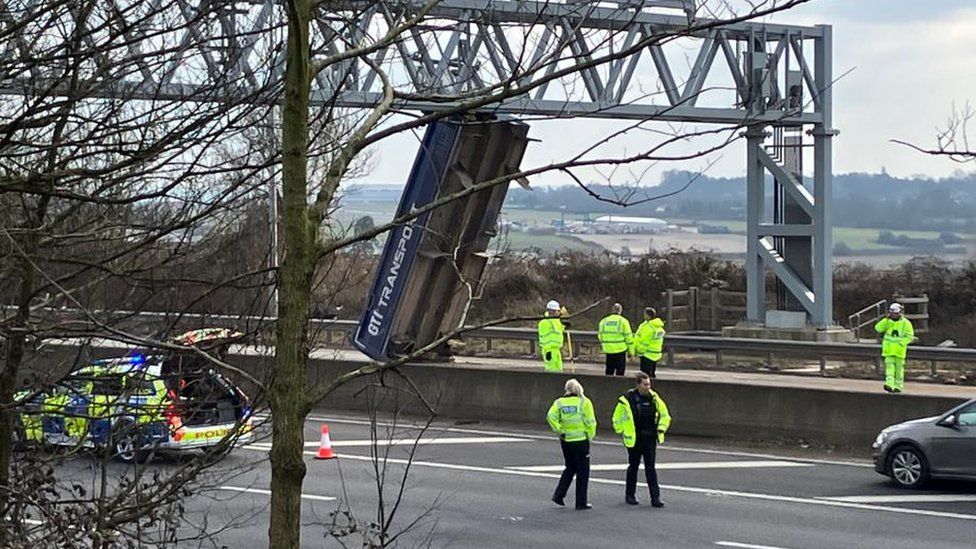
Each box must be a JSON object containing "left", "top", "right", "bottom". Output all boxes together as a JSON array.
[
  {"left": 0, "top": 330, "right": 24, "bottom": 548},
  {"left": 268, "top": 0, "right": 313, "bottom": 548},
  {"left": 0, "top": 255, "right": 34, "bottom": 546}
]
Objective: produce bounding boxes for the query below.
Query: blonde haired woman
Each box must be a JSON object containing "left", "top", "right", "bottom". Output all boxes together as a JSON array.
[{"left": 546, "top": 378, "right": 597, "bottom": 510}]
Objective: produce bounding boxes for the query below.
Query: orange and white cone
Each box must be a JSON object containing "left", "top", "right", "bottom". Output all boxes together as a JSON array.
[{"left": 315, "top": 424, "right": 337, "bottom": 460}]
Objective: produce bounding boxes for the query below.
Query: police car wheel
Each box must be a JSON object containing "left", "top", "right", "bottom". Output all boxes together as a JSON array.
[{"left": 113, "top": 421, "right": 147, "bottom": 464}]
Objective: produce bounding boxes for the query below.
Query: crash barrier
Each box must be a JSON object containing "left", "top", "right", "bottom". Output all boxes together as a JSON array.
[
  {"left": 11, "top": 307, "right": 976, "bottom": 378},
  {"left": 24, "top": 343, "right": 969, "bottom": 448}
]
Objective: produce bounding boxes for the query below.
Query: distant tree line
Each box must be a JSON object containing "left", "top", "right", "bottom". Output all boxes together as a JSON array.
[{"left": 506, "top": 170, "right": 976, "bottom": 232}]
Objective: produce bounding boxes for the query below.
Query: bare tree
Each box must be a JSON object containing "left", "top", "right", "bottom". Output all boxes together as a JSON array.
[
  {"left": 892, "top": 103, "right": 976, "bottom": 162},
  {"left": 320, "top": 378, "right": 442, "bottom": 549},
  {"left": 0, "top": 0, "right": 283, "bottom": 545}
]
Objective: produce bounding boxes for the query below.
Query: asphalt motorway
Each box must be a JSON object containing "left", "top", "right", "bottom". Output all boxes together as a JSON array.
[
  {"left": 30, "top": 412, "right": 976, "bottom": 548},
  {"left": 106, "top": 410, "right": 969, "bottom": 549}
]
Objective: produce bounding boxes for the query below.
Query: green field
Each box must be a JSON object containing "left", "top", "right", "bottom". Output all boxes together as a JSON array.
[
  {"left": 500, "top": 213, "right": 956, "bottom": 253},
  {"left": 337, "top": 206, "right": 580, "bottom": 228},
  {"left": 501, "top": 208, "right": 589, "bottom": 224},
  {"left": 694, "top": 219, "right": 746, "bottom": 232},
  {"left": 831, "top": 227, "right": 947, "bottom": 250},
  {"left": 490, "top": 232, "right": 601, "bottom": 253},
  {"left": 337, "top": 206, "right": 970, "bottom": 254},
  {"left": 694, "top": 220, "right": 954, "bottom": 250}
]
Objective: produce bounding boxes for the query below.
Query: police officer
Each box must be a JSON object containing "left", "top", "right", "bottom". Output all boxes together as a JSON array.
[
  {"left": 598, "top": 302, "right": 633, "bottom": 376},
  {"left": 538, "top": 300, "right": 566, "bottom": 372},
  {"left": 874, "top": 302, "right": 914, "bottom": 393},
  {"left": 634, "top": 307, "right": 666, "bottom": 378},
  {"left": 547, "top": 378, "right": 596, "bottom": 510},
  {"left": 612, "top": 372, "right": 671, "bottom": 507}
]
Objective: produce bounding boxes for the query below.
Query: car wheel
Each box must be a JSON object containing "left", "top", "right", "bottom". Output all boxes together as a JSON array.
[
  {"left": 113, "top": 421, "right": 147, "bottom": 464},
  {"left": 887, "top": 445, "right": 929, "bottom": 488}
]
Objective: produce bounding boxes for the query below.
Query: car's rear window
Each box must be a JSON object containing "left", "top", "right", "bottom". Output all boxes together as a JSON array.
[{"left": 91, "top": 376, "right": 124, "bottom": 396}]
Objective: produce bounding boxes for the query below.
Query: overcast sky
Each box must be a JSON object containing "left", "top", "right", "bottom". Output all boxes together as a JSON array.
[{"left": 354, "top": 0, "right": 976, "bottom": 187}]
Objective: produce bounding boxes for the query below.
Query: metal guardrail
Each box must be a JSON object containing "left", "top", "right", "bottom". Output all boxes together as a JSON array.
[
  {"left": 847, "top": 295, "right": 930, "bottom": 339},
  {"left": 848, "top": 299, "right": 887, "bottom": 339},
  {"left": 450, "top": 324, "right": 976, "bottom": 376},
  {"left": 9, "top": 307, "right": 976, "bottom": 377}
]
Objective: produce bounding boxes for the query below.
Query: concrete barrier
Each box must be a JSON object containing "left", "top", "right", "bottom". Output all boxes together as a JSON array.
[
  {"left": 295, "top": 360, "right": 966, "bottom": 447},
  {"left": 23, "top": 344, "right": 970, "bottom": 448}
]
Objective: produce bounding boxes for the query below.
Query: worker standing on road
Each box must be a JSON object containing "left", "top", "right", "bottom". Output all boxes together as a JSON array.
[
  {"left": 613, "top": 372, "right": 671, "bottom": 508},
  {"left": 538, "top": 300, "right": 566, "bottom": 372},
  {"left": 598, "top": 302, "right": 633, "bottom": 376},
  {"left": 634, "top": 307, "right": 666, "bottom": 378},
  {"left": 547, "top": 378, "right": 596, "bottom": 510},
  {"left": 875, "top": 302, "right": 915, "bottom": 393}
]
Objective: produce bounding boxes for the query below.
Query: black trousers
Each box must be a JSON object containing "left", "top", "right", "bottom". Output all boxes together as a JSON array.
[
  {"left": 625, "top": 436, "right": 661, "bottom": 503},
  {"left": 604, "top": 351, "right": 627, "bottom": 376},
  {"left": 639, "top": 356, "right": 658, "bottom": 378},
  {"left": 553, "top": 439, "right": 590, "bottom": 508}
]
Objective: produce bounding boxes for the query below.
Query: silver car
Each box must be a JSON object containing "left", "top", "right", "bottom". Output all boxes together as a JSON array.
[{"left": 873, "top": 398, "right": 976, "bottom": 488}]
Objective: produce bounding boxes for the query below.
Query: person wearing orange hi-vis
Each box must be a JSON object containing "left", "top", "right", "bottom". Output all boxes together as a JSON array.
[
  {"left": 538, "top": 300, "right": 567, "bottom": 372},
  {"left": 875, "top": 302, "right": 914, "bottom": 393}
]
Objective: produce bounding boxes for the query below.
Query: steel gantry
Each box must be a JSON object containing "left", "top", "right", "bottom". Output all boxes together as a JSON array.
[{"left": 1, "top": 0, "right": 836, "bottom": 327}]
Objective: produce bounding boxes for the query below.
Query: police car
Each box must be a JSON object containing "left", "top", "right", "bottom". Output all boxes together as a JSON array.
[{"left": 15, "top": 328, "right": 254, "bottom": 463}]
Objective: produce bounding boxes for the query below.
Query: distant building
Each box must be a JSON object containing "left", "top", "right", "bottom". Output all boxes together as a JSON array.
[
  {"left": 698, "top": 224, "right": 731, "bottom": 234},
  {"left": 593, "top": 215, "right": 668, "bottom": 233},
  {"left": 340, "top": 185, "right": 403, "bottom": 205}
]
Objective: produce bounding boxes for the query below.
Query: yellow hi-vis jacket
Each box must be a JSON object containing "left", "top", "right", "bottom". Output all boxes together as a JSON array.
[
  {"left": 634, "top": 318, "right": 666, "bottom": 361},
  {"left": 538, "top": 316, "right": 565, "bottom": 351},
  {"left": 612, "top": 390, "right": 671, "bottom": 447},
  {"left": 598, "top": 314, "right": 633, "bottom": 355},
  {"left": 874, "top": 316, "right": 914, "bottom": 359},
  {"left": 547, "top": 395, "right": 597, "bottom": 442}
]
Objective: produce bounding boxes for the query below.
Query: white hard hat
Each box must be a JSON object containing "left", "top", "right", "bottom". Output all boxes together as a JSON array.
[
  {"left": 889, "top": 303, "right": 903, "bottom": 313},
  {"left": 546, "top": 300, "right": 560, "bottom": 311}
]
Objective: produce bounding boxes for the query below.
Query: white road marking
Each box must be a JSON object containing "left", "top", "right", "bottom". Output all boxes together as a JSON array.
[
  {"left": 246, "top": 436, "right": 529, "bottom": 450},
  {"left": 509, "top": 460, "right": 814, "bottom": 472},
  {"left": 275, "top": 450, "right": 976, "bottom": 522},
  {"left": 289, "top": 413, "right": 873, "bottom": 468},
  {"left": 217, "top": 485, "right": 336, "bottom": 502},
  {"left": 328, "top": 436, "right": 529, "bottom": 447},
  {"left": 820, "top": 494, "right": 976, "bottom": 504},
  {"left": 716, "top": 542, "right": 792, "bottom": 549}
]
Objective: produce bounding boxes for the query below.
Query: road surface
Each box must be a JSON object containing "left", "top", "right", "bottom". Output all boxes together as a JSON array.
[{"left": 87, "top": 410, "right": 976, "bottom": 548}]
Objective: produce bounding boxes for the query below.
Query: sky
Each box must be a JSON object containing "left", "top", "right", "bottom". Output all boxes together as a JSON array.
[{"left": 353, "top": 0, "right": 976, "bottom": 187}]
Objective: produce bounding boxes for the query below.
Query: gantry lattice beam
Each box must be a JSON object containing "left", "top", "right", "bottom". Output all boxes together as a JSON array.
[
  {"left": 0, "top": 0, "right": 837, "bottom": 326},
  {"left": 2, "top": 0, "right": 828, "bottom": 125}
]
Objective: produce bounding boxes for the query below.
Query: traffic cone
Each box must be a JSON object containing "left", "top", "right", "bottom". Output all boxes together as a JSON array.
[{"left": 315, "top": 424, "right": 337, "bottom": 460}]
